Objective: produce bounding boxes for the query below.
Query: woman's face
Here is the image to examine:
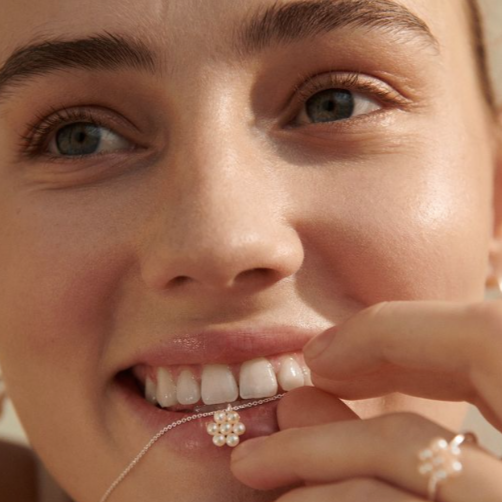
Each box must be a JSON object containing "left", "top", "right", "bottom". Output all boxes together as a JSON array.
[{"left": 0, "top": 0, "right": 500, "bottom": 501}]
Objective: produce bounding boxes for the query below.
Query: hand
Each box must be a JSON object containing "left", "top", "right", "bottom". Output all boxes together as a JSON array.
[{"left": 230, "top": 299, "right": 502, "bottom": 501}]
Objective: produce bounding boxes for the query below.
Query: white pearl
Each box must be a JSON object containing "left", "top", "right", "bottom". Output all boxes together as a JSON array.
[
  {"left": 206, "top": 423, "right": 219, "bottom": 435},
  {"left": 432, "top": 456, "right": 445, "bottom": 466},
  {"left": 435, "top": 469, "right": 448, "bottom": 480},
  {"left": 232, "top": 422, "right": 246, "bottom": 436},
  {"left": 419, "top": 463, "right": 433, "bottom": 475},
  {"left": 219, "top": 423, "right": 233, "bottom": 435},
  {"left": 212, "top": 434, "right": 226, "bottom": 447},
  {"left": 434, "top": 439, "right": 448, "bottom": 451},
  {"left": 419, "top": 449, "right": 433, "bottom": 461},
  {"left": 226, "top": 434, "right": 240, "bottom": 447},
  {"left": 214, "top": 411, "right": 227, "bottom": 424},
  {"left": 226, "top": 411, "right": 240, "bottom": 424}
]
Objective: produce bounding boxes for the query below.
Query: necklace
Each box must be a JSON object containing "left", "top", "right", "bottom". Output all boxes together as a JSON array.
[{"left": 99, "top": 393, "right": 285, "bottom": 502}]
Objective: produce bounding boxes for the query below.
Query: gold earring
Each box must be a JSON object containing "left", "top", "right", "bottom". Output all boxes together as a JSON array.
[
  {"left": 485, "top": 252, "right": 502, "bottom": 299},
  {"left": 0, "top": 368, "right": 6, "bottom": 419},
  {"left": 486, "top": 243, "right": 502, "bottom": 296},
  {"left": 485, "top": 280, "right": 502, "bottom": 299}
]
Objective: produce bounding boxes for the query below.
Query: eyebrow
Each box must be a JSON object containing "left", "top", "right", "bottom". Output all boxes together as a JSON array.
[
  {"left": 0, "top": 31, "right": 159, "bottom": 104},
  {"left": 0, "top": 0, "right": 438, "bottom": 102},
  {"left": 235, "top": 0, "right": 439, "bottom": 57}
]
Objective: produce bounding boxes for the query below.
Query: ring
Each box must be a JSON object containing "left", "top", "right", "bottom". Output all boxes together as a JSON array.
[{"left": 417, "top": 431, "right": 478, "bottom": 501}]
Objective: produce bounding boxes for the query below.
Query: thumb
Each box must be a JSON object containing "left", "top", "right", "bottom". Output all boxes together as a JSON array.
[{"left": 277, "top": 386, "right": 360, "bottom": 430}]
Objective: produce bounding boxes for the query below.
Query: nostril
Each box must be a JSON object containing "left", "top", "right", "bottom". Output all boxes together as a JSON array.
[
  {"left": 235, "top": 268, "right": 278, "bottom": 285},
  {"left": 171, "top": 276, "right": 190, "bottom": 287}
]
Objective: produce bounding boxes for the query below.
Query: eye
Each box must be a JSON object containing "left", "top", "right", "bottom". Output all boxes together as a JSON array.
[
  {"left": 290, "top": 71, "right": 407, "bottom": 127},
  {"left": 47, "top": 123, "right": 131, "bottom": 157},
  {"left": 18, "top": 106, "right": 136, "bottom": 162},
  {"left": 296, "top": 88, "right": 380, "bottom": 125}
]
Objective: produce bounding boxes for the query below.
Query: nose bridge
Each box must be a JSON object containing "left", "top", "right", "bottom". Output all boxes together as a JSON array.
[
  {"left": 141, "top": 83, "right": 303, "bottom": 292},
  {"left": 171, "top": 136, "right": 278, "bottom": 259},
  {"left": 173, "top": 80, "right": 275, "bottom": 240}
]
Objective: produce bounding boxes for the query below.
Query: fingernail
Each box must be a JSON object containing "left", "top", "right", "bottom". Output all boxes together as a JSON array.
[
  {"left": 231, "top": 436, "right": 267, "bottom": 462},
  {"left": 303, "top": 328, "right": 337, "bottom": 360}
]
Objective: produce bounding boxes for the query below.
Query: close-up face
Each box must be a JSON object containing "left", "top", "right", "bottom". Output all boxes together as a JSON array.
[{"left": 0, "top": 0, "right": 500, "bottom": 501}]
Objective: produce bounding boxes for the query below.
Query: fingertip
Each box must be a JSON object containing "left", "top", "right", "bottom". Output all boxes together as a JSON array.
[
  {"left": 277, "top": 386, "right": 359, "bottom": 430},
  {"left": 303, "top": 326, "right": 339, "bottom": 361},
  {"left": 230, "top": 436, "right": 276, "bottom": 489},
  {"left": 231, "top": 436, "right": 268, "bottom": 464}
]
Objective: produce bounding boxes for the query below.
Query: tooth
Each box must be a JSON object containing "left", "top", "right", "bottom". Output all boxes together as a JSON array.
[
  {"left": 302, "top": 364, "right": 313, "bottom": 386},
  {"left": 239, "top": 357, "right": 278, "bottom": 399},
  {"left": 176, "top": 369, "right": 201, "bottom": 405},
  {"left": 145, "top": 375, "right": 158, "bottom": 404},
  {"left": 156, "top": 367, "right": 177, "bottom": 407},
  {"left": 201, "top": 364, "right": 239, "bottom": 405},
  {"left": 278, "top": 356, "right": 305, "bottom": 391}
]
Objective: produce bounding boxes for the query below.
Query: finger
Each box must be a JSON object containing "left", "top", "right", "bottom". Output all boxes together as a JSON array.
[
  {"left": 310, "top": 367, "right": 467, "bottom": 401},
  {"left": 231, "top": 412, "right": 502, "bottom": 502},
  {"left": 303, "top": 300, "right": 502, "bottom": 426},
  {"left": 277, "top": 386, "right": 359, "bottom": 430},
  {"left": 274, "top": 478, "right": 427, "bottom": 502}
]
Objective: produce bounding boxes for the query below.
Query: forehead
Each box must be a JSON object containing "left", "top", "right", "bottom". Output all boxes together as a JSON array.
[
  {"left": 0, "top": 0, "right": 476, "bottom": 113},
  {"left": 0, "top": 0, "right": 466, "bottom": 64}
]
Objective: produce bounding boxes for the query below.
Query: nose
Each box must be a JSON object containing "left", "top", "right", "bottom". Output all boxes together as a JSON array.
[{"left": 140, "top": 118, "right": 304, "bottom": 294}]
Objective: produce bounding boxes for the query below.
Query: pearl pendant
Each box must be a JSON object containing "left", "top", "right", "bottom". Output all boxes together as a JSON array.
[{"left": 206, "top": 404, "right": 246, "bottom": 447}]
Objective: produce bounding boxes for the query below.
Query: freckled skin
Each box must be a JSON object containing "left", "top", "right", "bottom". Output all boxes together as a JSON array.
[{"left": 0, "top": 0, "right": 501, "bottom": 501}]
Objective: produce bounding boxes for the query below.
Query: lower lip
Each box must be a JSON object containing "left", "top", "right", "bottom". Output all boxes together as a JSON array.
[{"left": 114, "top": 371, "right": 282, "bottom": 458}]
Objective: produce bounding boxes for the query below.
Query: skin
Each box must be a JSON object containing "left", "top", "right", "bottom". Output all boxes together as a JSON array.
[{"left": 0, "top": 0, "right": 501, "bottom": 501}]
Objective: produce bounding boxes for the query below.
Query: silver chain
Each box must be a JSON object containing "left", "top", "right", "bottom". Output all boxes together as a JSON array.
[{"left": 98, "top": 393, "right": 285, "bottom": 502}]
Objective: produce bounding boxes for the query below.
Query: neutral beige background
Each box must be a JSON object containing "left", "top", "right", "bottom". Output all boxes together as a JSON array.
[{"left": 1, "top": 0, "right": 502, "bottom": 459}]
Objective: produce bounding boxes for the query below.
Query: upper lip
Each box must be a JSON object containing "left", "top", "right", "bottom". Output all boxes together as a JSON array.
[{"left": 120, "top": 325, "right": 327, "bottom": 371}]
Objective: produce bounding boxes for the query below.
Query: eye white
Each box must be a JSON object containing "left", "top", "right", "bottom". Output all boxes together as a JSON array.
[
  {"left": 47, "top": 125, "right": 131, "bottom": 155},
  {"left": 351, "top": 93, "right": 381, "bottom": 117},
  {"left": 296, "top": 91, "right": 381, "bottom": 125}
]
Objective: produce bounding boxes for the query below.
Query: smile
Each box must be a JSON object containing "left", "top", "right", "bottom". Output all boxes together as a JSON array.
[{"left": 131, "top": 351, "right": 313, "bottom": 412}]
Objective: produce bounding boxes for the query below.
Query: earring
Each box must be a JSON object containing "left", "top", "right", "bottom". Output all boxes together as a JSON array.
[
  {"left": 484, "top": 279, "right": 502, "bottom": 300},
  {"left": 485, "top": 247, "right": 502, "bottom": 299},
  {"left": 0, "top": 367, "right": 6, "bottom": 419},
  {"left": 485, "top": 274, "right": 502, "bottom": 300}
]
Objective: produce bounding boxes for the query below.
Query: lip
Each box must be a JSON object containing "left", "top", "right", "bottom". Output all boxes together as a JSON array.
[
  {"left": 109, "top": 325, "right": 328, "bottom": 464},
  {"left": 113, "top": 369, "right": 285, "bottom": 459},
  {"left": 118, "top": 325, "right": 326, "bottom": 371}
]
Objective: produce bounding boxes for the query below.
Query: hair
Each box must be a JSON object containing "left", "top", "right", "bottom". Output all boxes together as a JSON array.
[{"left": 466, "top": 0, "right": 497, "bottom": 114}]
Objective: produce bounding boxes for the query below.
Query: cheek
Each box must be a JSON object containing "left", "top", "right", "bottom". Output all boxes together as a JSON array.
[
  {"left": 294, "top": 146, "right": 492, "bottom": 306},
  {"left": 0, "top": 190, "right": 133, "bottom": 415}
]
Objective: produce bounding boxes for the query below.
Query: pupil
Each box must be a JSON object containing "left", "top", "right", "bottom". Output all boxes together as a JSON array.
[
  {"left": 56, "top": 123, "right": 102, "bottom": 156},
  {"left": 324, "top": 101, "right": 335, "bottom": 112},
  {"left": 306, "top": 89, "right": 355, "bottom": 123}
]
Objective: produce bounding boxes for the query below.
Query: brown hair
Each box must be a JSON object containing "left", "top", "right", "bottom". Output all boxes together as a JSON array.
[{"left": 466, "top": 0, "right": 497, "bottom": 113}]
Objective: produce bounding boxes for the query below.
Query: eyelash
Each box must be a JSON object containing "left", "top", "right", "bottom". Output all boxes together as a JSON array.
[
  {"left": 18, "top": 106, "right": 115, "bottom": 161},
  {"left": 18, "top": 72, "right": 405, "bottom": 160},
  {"left": 292, "top": 71, "right": 408, "bottom": 116}
]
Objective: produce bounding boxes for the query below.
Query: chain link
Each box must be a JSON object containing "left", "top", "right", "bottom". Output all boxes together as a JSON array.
[{"left": 98, "top": 393, "right": 285, "bottom": 502}]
